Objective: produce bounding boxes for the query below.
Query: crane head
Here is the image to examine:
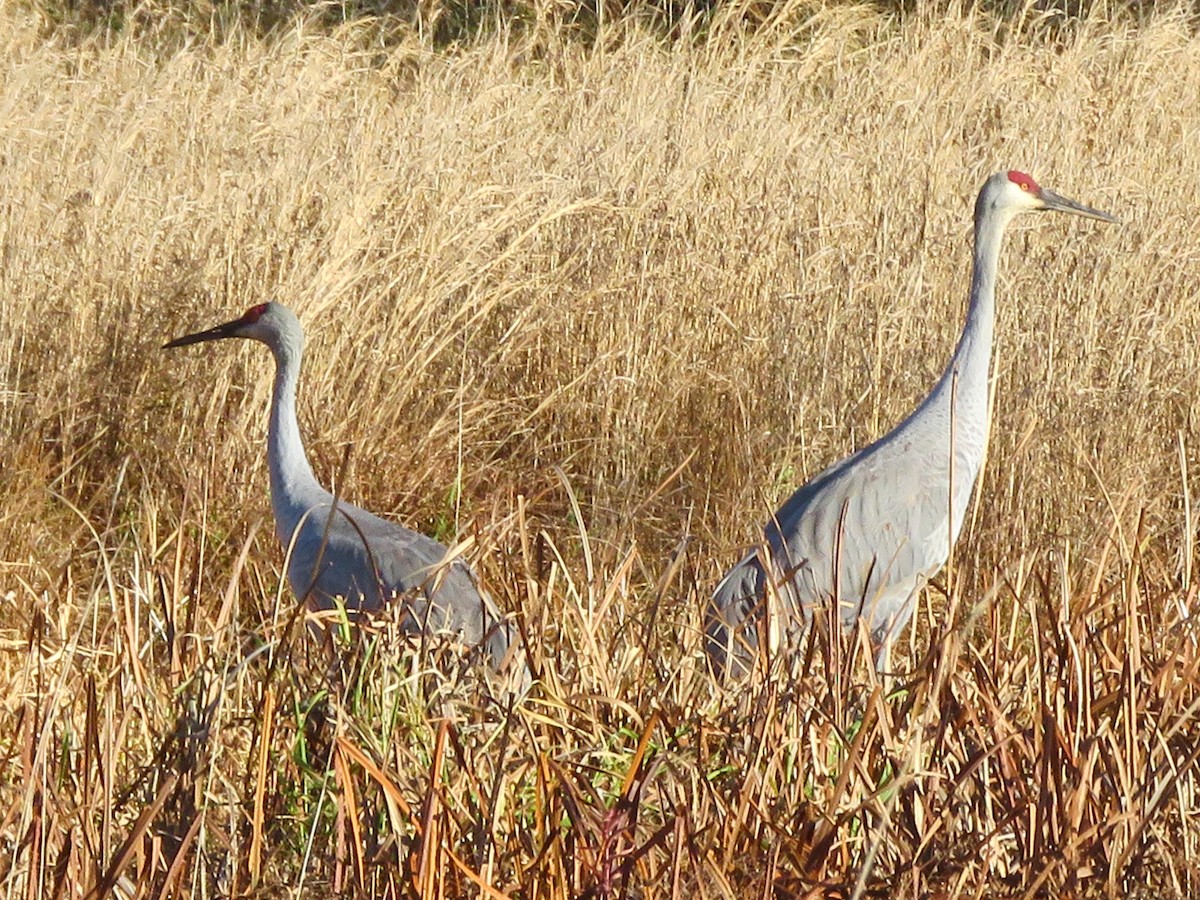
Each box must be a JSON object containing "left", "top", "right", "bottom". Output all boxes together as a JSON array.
[
  {"left": 163, "top": 302, "right": 302, "bottom": 351},
  {"left": 985, "top": 170, "right": 1118, "bottom": 224}
]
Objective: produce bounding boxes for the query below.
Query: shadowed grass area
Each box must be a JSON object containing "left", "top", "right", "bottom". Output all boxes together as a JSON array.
[{"left": 2, "top": 2, "right": 1199, "bottom": 895}]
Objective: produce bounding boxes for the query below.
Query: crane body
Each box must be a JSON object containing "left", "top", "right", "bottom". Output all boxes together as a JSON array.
[
  {"left": 706, "top": 170, "right": 1117, "bottom": 680},
  {"left": 166, "top": 302, "right": 528, "bottom": 685}
]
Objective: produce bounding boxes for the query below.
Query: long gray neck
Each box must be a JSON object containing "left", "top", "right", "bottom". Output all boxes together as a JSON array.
[
  {"left": 899, "top": 191, "right": 1009, "bottom": 529},
  {"left": 267, "top": 337, "right": 325, "bottom": 540},
  {"left": 939, "top": 194, "right": 1005, "bottom": 431}
]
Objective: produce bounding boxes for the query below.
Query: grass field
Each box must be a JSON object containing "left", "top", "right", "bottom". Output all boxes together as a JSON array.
[{"left": 2, "top": 0, "right": 1200, "bottom": 895}]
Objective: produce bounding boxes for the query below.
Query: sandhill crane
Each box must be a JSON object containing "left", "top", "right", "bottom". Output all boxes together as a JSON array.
[
  {"left": 706, "top": 170, "right": 1117, "bottom": 680},
  {"left": 165, "top": 302, "right": 528, "bottom": 686}
]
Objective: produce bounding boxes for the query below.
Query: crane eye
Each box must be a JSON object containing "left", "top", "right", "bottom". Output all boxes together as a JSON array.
[{"left": 1019, "top": 181, "right": 1030, "bottom": 192}]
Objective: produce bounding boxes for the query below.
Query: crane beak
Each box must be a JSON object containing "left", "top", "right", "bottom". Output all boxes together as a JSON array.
[
  {"left": 163, "top": 315, "right": 246, "bottom": 350},
  {"left": 1040, "top": 188, "right": 1119, "bottom": 224}
]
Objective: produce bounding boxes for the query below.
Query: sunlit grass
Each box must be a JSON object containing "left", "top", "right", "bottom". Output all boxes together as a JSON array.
[{"left": 2, "top": 1, "right": 1199, "bottom": 895}]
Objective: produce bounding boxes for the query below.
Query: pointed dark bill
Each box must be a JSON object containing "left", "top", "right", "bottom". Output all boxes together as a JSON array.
[
  {"left": 1040, "top": 188, "right": 1119, "bottom": 224},
  {"left": 163, "top": 316, "right": 245, "bottom": 349}
]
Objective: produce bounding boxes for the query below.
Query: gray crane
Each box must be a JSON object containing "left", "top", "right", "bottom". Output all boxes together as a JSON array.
[
  {"left": 706, "top": 170, "right": 1117, "bottom": 680},
  {"left": 165, "top": 302, "right": 528, "bottom": 686}
]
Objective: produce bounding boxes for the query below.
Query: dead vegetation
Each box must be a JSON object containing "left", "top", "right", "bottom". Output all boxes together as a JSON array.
[{"left": 2, "top": 1, "right": 1200, "bottom": 895}]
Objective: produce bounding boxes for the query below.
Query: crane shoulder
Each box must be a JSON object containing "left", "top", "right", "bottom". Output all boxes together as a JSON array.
[{"left": 283, "top": 496, "right": 494, "bottom": 613}]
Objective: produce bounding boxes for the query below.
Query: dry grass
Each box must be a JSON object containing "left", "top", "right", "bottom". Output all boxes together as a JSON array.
[{"left": 2, "top": 0, "right": 1200, "bottom": 895}]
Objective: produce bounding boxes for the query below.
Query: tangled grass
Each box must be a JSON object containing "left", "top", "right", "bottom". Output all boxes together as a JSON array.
[{"left": 3, "top": 1, "right": 1200, "bottom": 895}]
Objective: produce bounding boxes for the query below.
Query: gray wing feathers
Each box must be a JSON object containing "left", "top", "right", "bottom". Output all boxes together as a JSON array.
[
  {"left": 282, "top": 499, "right": 527, "bottom": 680},
  {"left": 707, "top": 440, "right": 954, "bottom": 677}
]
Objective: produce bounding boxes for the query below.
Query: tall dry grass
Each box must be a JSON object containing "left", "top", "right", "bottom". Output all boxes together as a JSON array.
[{"left": 2, "top": 0, "right": 1200, "bottom": 895}]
